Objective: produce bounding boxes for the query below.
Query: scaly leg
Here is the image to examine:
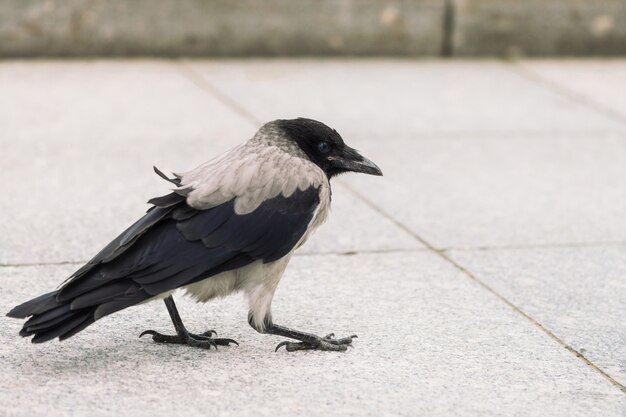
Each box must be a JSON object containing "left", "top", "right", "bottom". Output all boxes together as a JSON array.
[
  {"left": 140, "top": 296, "right": 238, "bottom": 349},
  {"left": 266, "top": 322, "right": 357, "bottom": 352}
]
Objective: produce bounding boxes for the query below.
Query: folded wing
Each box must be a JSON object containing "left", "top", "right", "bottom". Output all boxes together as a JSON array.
[{"left": 8, "top": 153, "right": 323, "bottom": 342}]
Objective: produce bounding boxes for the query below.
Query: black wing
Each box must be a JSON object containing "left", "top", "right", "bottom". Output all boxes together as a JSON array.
[{"left": 8, "top": 186, "right": 320, "bottom": 343}]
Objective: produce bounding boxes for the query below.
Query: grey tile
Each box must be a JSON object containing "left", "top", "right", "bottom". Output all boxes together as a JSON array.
[
  {"left": 520, "top": 60, "right": 626, "bottom": 121},
  {"left": 342, "top": 132, "right": 626, "bottom": 249},
  {"left": 186, "top": 59, "right": 624, "bottom": 138},
  {"left": 448, "top": 245, "right": 626, "bottom": 387},
  {"left": 0, "top": 60, "right": 254, "bottom": 149},
  {"left": 2, "top": 252, "right": 624, "bottom": 416}
]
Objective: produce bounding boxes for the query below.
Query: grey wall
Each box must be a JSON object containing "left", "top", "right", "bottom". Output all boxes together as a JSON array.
[
  {"left": 453, "top": 0, "right": 626, "bottom": 56},
  {"left": 0, "top": 0, "right": 624, "bottom": 57}
]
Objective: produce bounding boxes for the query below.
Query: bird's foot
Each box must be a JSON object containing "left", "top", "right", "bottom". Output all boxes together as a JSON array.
[
  {"left": 275, "top": 333, "right": 357, "bottom": 352},
  {"left": 140, "top": 329, "right": 238, "bottom": 350}
]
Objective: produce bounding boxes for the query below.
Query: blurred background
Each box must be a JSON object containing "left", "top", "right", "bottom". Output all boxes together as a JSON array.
[
  {"left": 1, "top": 0, "right": 625, "bottom": 57},
  {"left": 1, "top": 1, "right": 626, "bottom": 417}
]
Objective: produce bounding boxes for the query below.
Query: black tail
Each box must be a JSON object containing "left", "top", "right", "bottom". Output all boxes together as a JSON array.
[
  {"left": 6, "top": 170, "right": 192, "bottom": 344},
  {"left": 7, "top": 291, "right": 98, "bottom": 343},
  {"left": 6, "top": 202, "right": 178, "bottom": 343}
]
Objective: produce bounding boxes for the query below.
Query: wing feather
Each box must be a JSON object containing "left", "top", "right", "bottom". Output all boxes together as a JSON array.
[{"left": 58, "top": 186, "right": 320, "bottom": 305}]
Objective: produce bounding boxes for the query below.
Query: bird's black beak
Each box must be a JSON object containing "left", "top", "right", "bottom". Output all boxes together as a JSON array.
[{"left": 333, "top": 146, "right": 383, "bottom": 176}]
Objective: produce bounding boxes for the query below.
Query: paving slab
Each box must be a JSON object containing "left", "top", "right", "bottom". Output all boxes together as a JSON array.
[
  {"left": 341, "top": 131, "right": 626, "bottom": 249},
  {"left": 185, "top": 59, "right": 625, "bottom": 138},
  {"left": 0, "top": 60, "right": 252, "bottom": 149},
  {"left": 0, "top": 61, "right": 420, "bottom": 265},
  {"left": 1, "top": 252, "right": 624, "bottom": 417},
  {"left": 448, "top": 245, "right": 626, "bottom": 387},
  {"left": 519, "top": 60, "right": 626, "bottom": 121}
]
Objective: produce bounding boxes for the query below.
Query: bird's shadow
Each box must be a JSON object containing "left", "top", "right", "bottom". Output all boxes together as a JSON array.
[{"left": 4, "top": 326, "right": 247, "bottom": 377}]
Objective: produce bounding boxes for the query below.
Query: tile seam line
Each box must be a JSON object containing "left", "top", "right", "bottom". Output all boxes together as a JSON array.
[
  {"left": 0, "top": 249, "right": 428, "bottom": 268},
  {"left": 3, "top": 239, "right": 623, "bottom": 268},
  {"left": 173, "top": 58, "right": 262, "bottom": 127},
  {"left": 339, "top": 183, "right": 626, "bottom": 394},
  {"left": 0, "top": 261, "right": 85, "bottom": 268},
  {"left": 5, "top": 239, "right": 625, "bottom": 268},
  {"left": 446, "top": 240, "right": 626, "bottom": 252},
  {"left": 508, "top": 62, "right": 626, "bottom": 128}
]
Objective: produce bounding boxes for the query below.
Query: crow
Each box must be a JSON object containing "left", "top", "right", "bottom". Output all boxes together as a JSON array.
[{"left": 7, "top": 118, "right": 382, "bottom": 352}]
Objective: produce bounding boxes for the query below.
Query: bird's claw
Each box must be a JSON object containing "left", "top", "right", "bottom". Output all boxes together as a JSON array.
[
  {"left": 275, "top": 333, "right": 357, "bottom": 352},
  {"left": 140, "top": 329, "right": 237, "bottom": 350},
  {"left": 139, "top": 330, "right": 158, "bottom": 338}
]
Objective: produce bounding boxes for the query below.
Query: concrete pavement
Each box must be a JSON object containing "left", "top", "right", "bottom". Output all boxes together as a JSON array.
[{"left": 0, "top": 59, "right": 625, "bottom": 416}]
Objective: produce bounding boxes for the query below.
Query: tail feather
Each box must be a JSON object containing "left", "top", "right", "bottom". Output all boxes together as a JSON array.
[
  {"left": 7, "top": 282, "right": 149, "bottom": 343},
  {"left": 23, "top": 312, "right": 76, "bottom": 333},
  {"left": 59, "top": 315, "right": 96, "bottom": 341},
  {"left": 24, "top": 305, "right": 74, "bottom": 333},
  {"left": 23, "top": 304, "right": 71, "bottom": 328},
  {"left": 7, "top": 291, "right": 61, "bottom": 319},
  {"left": 31, "top": 311, "right": 94, "bottom": 344}
]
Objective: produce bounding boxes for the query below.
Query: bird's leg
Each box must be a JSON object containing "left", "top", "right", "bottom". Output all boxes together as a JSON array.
[
  {"left": 140, "top": 296, "right": 238, "bottom": 349},
  {"left": 269, "top": 324, "right": 357, "bottom": 352},
  {"left": 250, "top": 316, "right": 356, "bottom": 352}
]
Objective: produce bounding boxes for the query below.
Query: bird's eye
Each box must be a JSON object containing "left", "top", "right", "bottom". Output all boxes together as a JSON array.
[{"left": 318, "top": 142, "right": 330, "bottom": 153}]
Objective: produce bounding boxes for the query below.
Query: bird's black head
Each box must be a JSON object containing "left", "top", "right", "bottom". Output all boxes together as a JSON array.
[{"left": 274, "top": 118, "right": 383, "bottom": 179}]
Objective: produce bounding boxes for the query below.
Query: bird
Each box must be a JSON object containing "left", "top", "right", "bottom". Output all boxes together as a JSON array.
[{"left": 7, "top": 118, "right": 382, "bottom": 352}]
